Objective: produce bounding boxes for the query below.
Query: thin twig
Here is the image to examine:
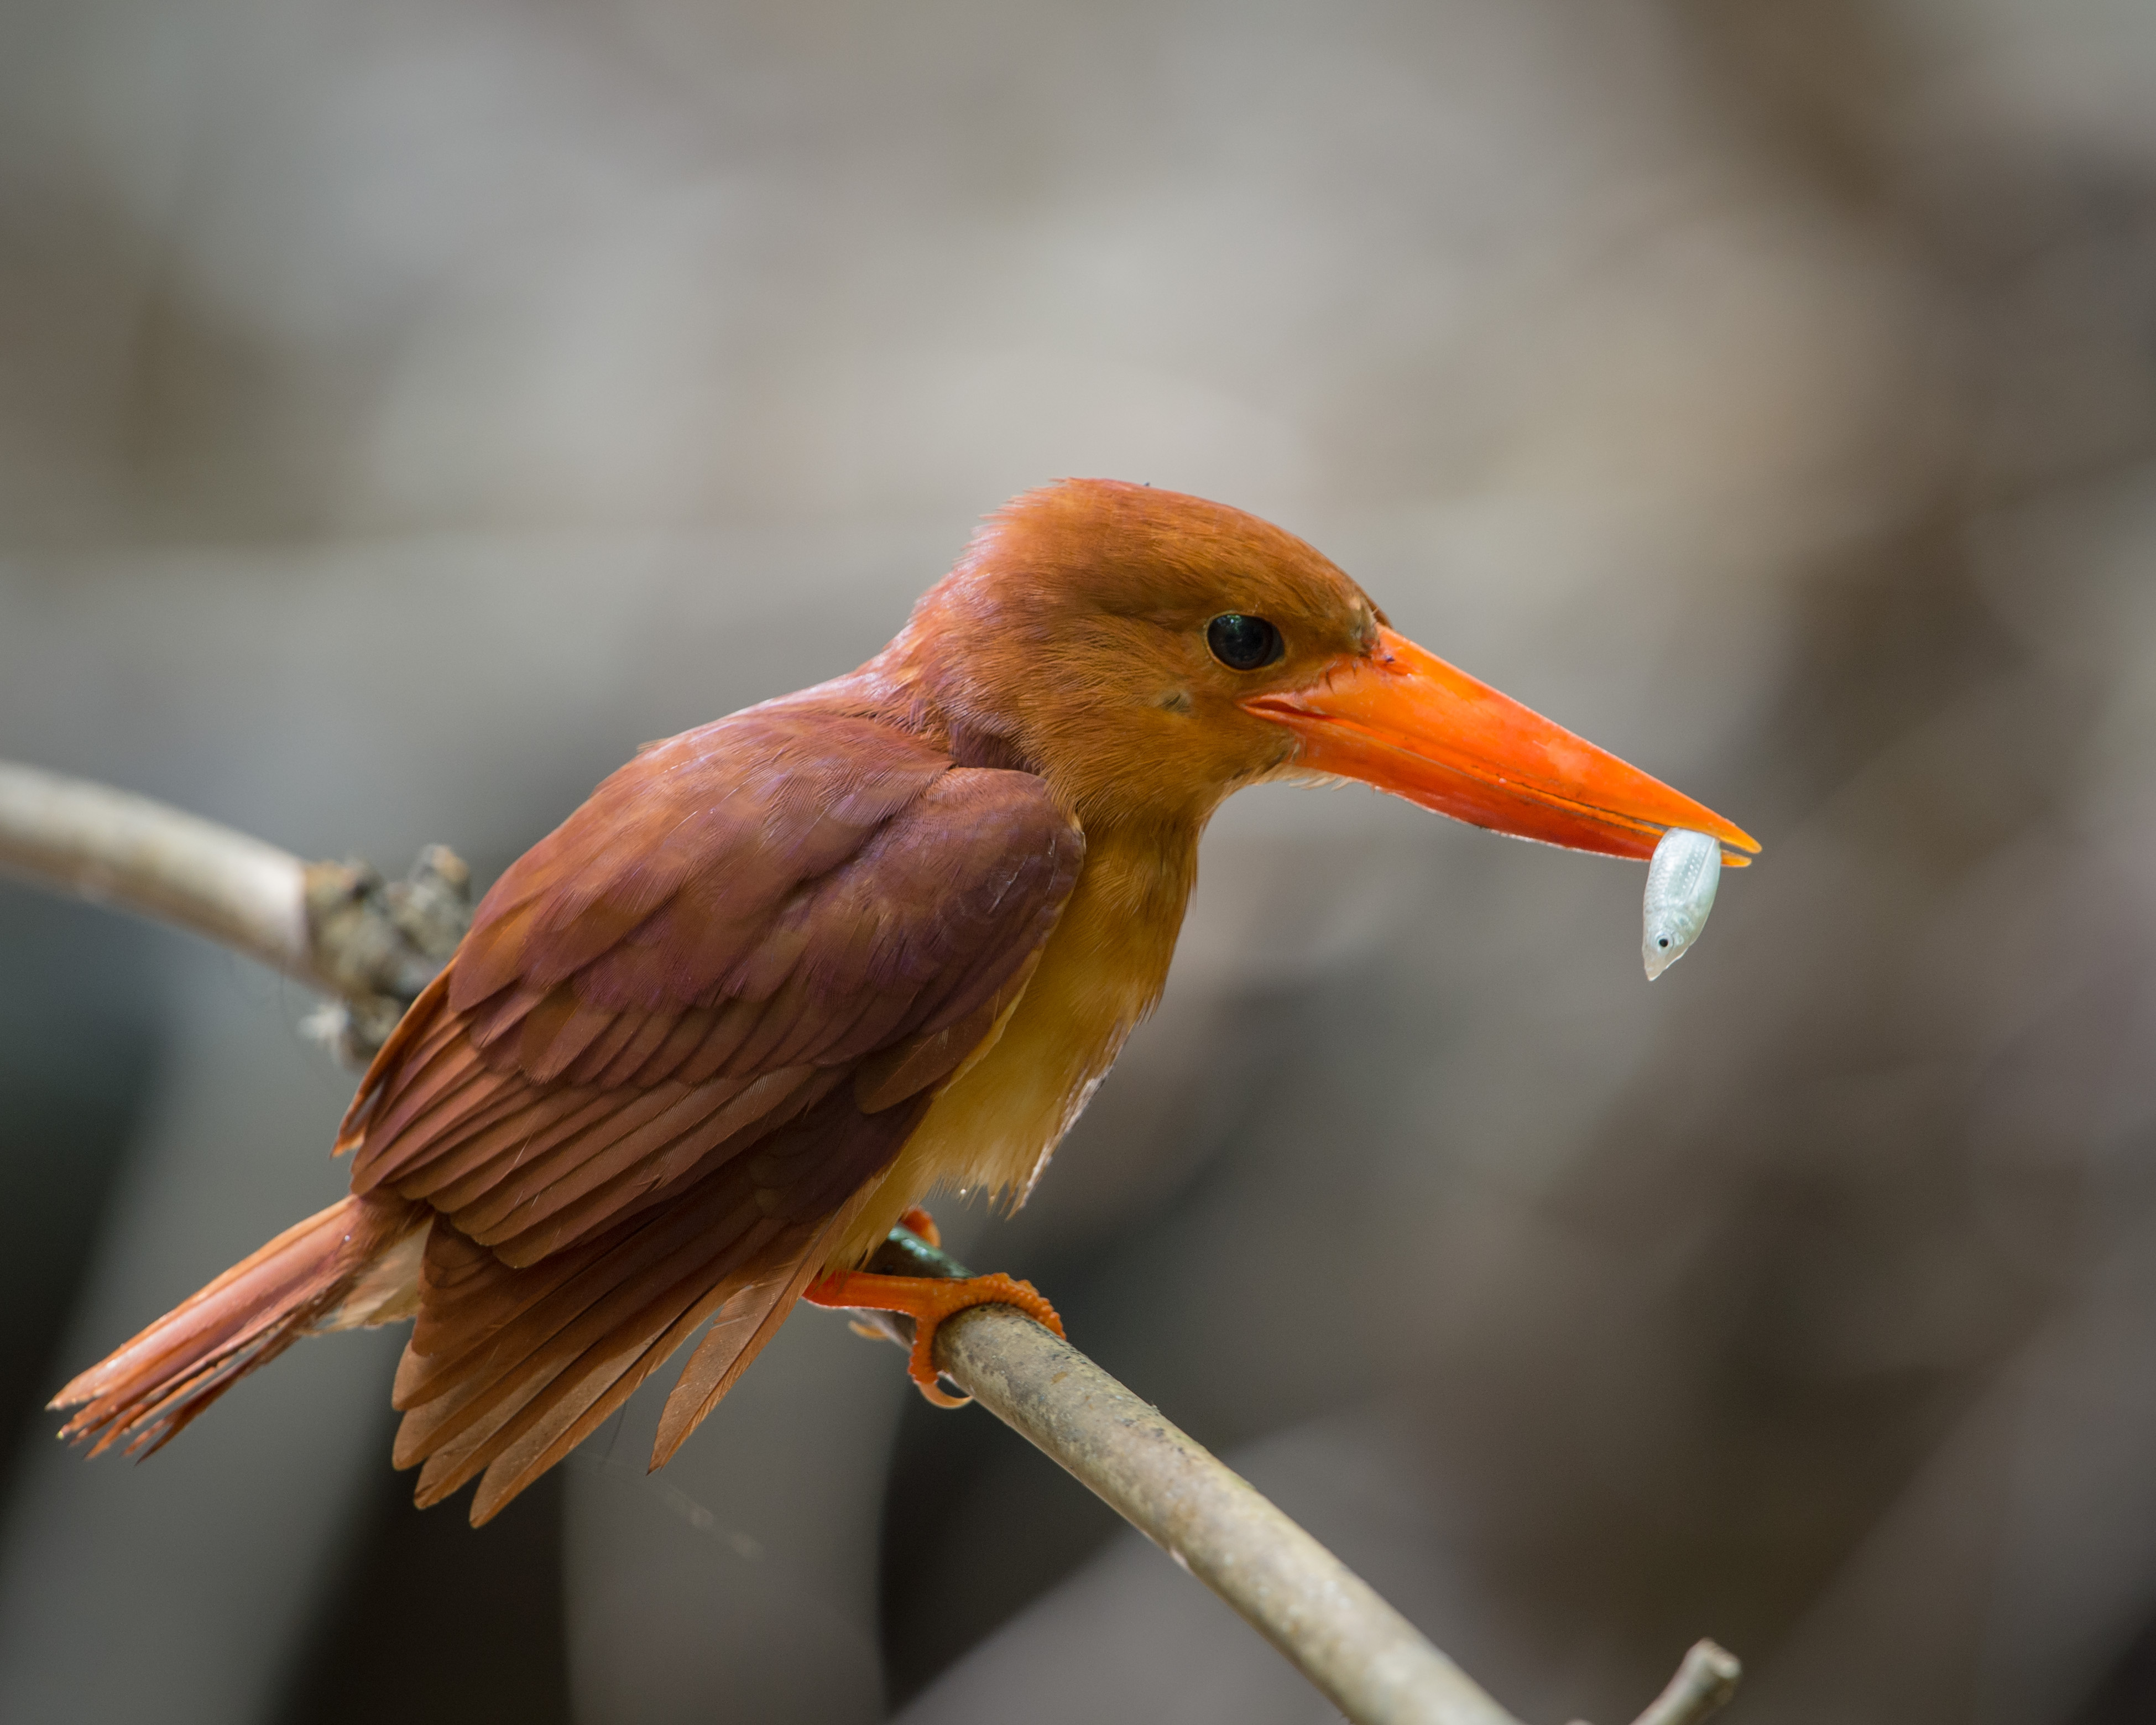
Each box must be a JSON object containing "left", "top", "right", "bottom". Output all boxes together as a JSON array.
[
  {"left": 1624, "top": 1640, "right": 1742, "bottom": 1725},
  {"left": 0, "top": 757, "right": 1740, "bottom": 1725},
  {"left": 864, "top": 1233, "right": 1741, "bottom": 1725},
  {"left": 0, "top": 760, "right": 315, "bottom": 978},
  {"left": 0, "top": 759, "right": 467, "bottom": 1059},
  {"left": 862, "top": 1229, "right": 1529, "bottom": 1724}
]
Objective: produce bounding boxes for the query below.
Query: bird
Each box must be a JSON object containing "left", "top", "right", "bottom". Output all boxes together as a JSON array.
[{"left": 52, "top": 478, "right": 1756, "bottom": 1524}]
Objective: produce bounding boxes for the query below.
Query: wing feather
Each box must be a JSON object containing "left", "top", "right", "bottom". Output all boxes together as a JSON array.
[
  {"left": 349, "top": 718, "right": 1079, "bottom": 1257},
  {"left": 394, "top": 1078, "right": 925, "bottom": 1522},
  {"left": 337, "top": 703, "right": 1082, "bottom": 1514}
]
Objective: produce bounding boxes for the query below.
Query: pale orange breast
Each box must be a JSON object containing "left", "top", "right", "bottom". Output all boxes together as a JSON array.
[{"left": 833, "top": 823, "right": 1194, "bottom": 1264}]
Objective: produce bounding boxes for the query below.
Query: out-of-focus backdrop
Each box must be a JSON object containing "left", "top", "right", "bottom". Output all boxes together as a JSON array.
[{"left": 3, "top": 2, "right": 2154, "bottom": 1721}]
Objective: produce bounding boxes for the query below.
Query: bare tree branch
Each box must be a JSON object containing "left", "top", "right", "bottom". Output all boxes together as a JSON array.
[
  {"left": 0, "top": 755, "right": 1741, "bottom": 1725},
  {"left": 0, "top": 759, "right": 467, "bottom": 1059},
  {"left": 1623, "top": 1640, "right": 1742, "bottom": 1725},
  {"left": 861, "top": 1229, "right": 1534, "bottom": 1724},
  {"left": 0, "top": 760, "right": 315, "bottom": 977}
]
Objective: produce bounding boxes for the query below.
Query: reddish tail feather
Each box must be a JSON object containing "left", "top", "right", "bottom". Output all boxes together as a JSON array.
[{"left": 50, "top": 1194, "right": 429, "bottom": 1458}]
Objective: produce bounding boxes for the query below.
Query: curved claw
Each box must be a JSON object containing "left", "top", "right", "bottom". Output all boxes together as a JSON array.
[{"left": 803, "top": 1267, "right": 1064, "bottom": 1407}]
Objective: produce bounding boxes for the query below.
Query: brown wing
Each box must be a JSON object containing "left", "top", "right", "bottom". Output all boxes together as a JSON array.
[
  {"left": 391, "top": 1080, "right": 917, "bottom": 1522},
  {"left": 338, "top": 705, "right": 1082, "bottom": 1518}
]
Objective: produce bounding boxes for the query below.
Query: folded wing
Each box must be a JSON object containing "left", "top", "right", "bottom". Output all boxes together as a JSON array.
[{"left": 335, "top": 705, "right": 1082, "bottom": 1517}]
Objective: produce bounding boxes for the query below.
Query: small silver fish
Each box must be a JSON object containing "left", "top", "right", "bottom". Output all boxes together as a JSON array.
[{"left": 1642, "top": 827, "right": 1722, "bottom": 980}]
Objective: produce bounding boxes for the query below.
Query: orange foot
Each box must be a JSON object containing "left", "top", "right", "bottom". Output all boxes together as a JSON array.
[{"left": 804, "top": 1232, "right": 1064, "bottom": 1409}]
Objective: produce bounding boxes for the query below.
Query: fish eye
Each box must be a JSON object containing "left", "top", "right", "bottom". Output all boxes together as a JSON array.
[
  {"left": 1656, "top": 936, "right": 1672, "bottom": 949},
  {"left": 1206, "top": 614, "right": 1285, "bottom": 671}
]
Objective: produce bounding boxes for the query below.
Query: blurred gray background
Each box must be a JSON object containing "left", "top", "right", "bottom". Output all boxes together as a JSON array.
[{"left": 3, "top": 1, "right": 2155, "bottom": 1721}]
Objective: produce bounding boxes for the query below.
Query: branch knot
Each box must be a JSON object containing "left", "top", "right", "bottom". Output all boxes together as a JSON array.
[{"left": 301, "top": 846, "right": 471, "bottom": 1060}]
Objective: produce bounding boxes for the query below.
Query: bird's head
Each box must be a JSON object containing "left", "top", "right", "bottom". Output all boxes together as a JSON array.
[{"left": 892, "top": 478, "right": 1757, "bottom": 863}]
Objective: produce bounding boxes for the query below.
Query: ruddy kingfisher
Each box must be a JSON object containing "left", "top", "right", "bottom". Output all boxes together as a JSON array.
[{"left": 54, "top": 480, "right": 1756, "bottom": 1523}]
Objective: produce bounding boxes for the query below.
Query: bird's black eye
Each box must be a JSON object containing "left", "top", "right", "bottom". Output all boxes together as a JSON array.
[{"left": 1206, "top": 614, "right": 1284, "bottom": 671}]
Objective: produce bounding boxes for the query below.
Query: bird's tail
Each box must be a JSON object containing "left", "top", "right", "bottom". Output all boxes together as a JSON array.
[{"left": 51, "top": 1193, "right": 429, "bottom": 1458}]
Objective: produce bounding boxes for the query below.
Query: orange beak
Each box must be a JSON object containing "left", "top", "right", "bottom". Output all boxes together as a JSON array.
[{"left": 1244, "top": 628, "right": 1759, "bottom": 864}]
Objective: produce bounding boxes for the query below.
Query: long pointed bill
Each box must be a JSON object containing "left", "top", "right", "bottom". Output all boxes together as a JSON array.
[{"left": 1244, "top": 628, "right": 1760, "bottom": 864}]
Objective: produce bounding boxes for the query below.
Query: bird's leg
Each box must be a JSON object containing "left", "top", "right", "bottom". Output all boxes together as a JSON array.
[
  {"left": 803, "top": 1270, "right": 1064, "bottom": 1406},
  {"left": 803, "top": 1208, "right": 1064, "bottom": 1408},
  {"left": 897, "top": 1205, "right": 941, "bottom": 1248}
]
